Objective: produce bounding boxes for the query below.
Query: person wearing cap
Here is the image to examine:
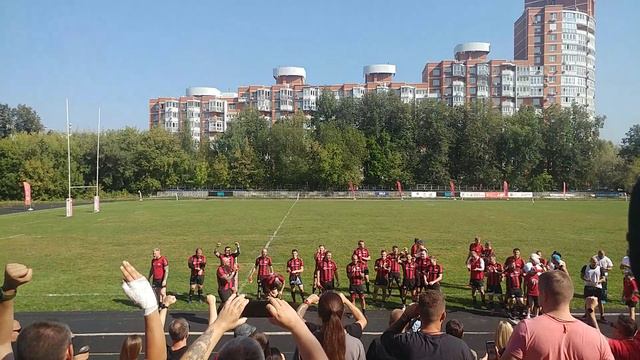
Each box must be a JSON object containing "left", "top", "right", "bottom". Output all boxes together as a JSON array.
[
  {"left": 549, "top": 252, "right": 569, "bottom": 275},
  {"left": 234, "top": 323, "right": 257, "bottom": 338}
]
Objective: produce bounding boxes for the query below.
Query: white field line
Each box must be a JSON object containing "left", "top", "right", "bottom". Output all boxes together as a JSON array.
[{"left": 0, "top": 234, "right": 25, "bottom": 240}]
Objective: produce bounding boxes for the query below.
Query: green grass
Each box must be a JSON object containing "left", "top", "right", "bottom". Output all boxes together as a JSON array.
[{"left": 0, "top": 198, "right": 629, "bottom": 312}]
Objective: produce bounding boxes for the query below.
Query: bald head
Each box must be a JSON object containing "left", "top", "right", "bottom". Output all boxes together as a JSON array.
[{"left": 539, "top": 270, "right": 574, "bottom": 308}]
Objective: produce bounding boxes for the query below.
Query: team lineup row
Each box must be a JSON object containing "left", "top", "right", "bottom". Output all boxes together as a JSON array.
[{"left": 146, "top": 237, "right": 639, "bottom": 319}]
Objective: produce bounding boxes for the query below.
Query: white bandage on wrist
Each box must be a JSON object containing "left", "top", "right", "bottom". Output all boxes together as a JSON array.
[{"left": 122, "top": 277, "right": 158, "bottom": 316}]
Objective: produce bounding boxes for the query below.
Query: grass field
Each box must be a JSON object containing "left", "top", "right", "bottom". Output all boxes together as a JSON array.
[{"left": 0, "top": 198, "right": 629, "bottom": 312}]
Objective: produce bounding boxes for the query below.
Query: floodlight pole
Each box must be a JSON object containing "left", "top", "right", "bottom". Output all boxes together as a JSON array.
[
  {"left": 66, "top": 99, "right": 73, "bottom": 217},
  {"left": 94, "top": 107, "right": 101, "bottom": 212}
]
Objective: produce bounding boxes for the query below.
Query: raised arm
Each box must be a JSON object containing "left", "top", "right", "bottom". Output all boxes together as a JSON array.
[
  {"left": 180, "top": 294, "right": 248, "bottom": 360},
  {"left": 0, "top": 263, "right": 33, "bottom": 360},
  {"left": 338, "top": 292, "right": 367, "bottom": 330},
  {"left": 234, "top": 242, "right": 241, "bottom": 257},
  {"left": 120, "top": 260, "right": 166, "bottom": 360},
  {"left": 159, "top": 295, "right": 177, "bottom": 328},
  {"left": 296, "top": 294, "right": 319, "bottom": 320}
]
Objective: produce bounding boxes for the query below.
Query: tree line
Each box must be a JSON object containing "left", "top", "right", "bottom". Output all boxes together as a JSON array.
[{"left": 0, "top": 95, "right": 639, "bottom": 200}]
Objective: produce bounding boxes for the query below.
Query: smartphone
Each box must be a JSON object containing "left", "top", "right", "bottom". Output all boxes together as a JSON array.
[
  {"left": 75, "top": 345, "right": 90, "bottom": 355},
  {"left": 485, "top": 341, "right": 498, "bottom": 360},
  {"left": 241, "top": 300, "right": 271, "bottom": 318}
]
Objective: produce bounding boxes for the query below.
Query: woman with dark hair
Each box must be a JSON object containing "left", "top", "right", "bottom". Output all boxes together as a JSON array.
[
  {"left": 316, "top": 291, "right": 365, "bottom": 360},
  {"left": 119, "top": 335, "right": 142, "bottom": 360}
]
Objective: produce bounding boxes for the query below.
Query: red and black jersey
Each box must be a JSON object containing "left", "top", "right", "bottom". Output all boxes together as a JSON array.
[
  {"left": 506, "top": 269, "right": 522, "bottom": 290},
  {"left": 469, "top": 257, "right": 485, "bottom": 281},
  {"left": 426, "top": 264, "right": 443, "bottom": 283},
  {"left": 485, "top": 263, "right": 503, "bottom": 287},
  {"left": 525, "top": 273, "right": 539, "bottom": 296},
  {"left": 623, "top": 277, "right": 640, "bottom": 302},
  {"left": 402, "top": 261, "right": 417, "bottom": 280},
  {"left": 151, "top": 256, "right": 168, "bottom": 281},
  {"left": 217, "top": 266, "right": 234, "bottom": 290},
  {"left": 416, "top": 257, "right": 431, "bottom": 275},
  {"left": 353, "top": 248, "right": 370, "bottom": 263},
  {"left": 188, "top": 255, "right": 206, "bottom": 277},
  {"left": 319, "top": 259, "right": 337, "bottom": 282},
  {"left": 254, "top": 256, "right": 272, "bottom": 277},
  {"left": 388, "top": 253, "right": 402, "bottom": 273},
  {"left": 314, "top": 251, "right": 326, "bottom": 270},
  {"left": 469, "top": 243, "right": 484, "bottom": 255},
  {"left": 374, "top": 258, "right": 391, "bottom": 278},
  {"left": 287, "top": 257, "right": 304, "bottom": 275},
  {"left": 410, "top": 243, "right": 422, "bottom": 256},
  {"left": 481, "top": 248, "right": 495, "bottom": 260},
  {"left": 505, "top": 256, "right": 525, "bottom": 270},
  {"left": 347, "top": 262, "right": 365, "bottom": 286},
  {"left": 220, "top": 253, "right": 238, "bottom": 268}
]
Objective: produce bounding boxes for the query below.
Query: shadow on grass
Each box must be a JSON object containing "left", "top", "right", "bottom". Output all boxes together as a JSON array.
[{"left": 112, "top": 298, "right": 137, "bottom": 308}]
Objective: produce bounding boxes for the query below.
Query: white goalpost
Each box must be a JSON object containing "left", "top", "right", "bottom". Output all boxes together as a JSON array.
[{"left": 65, "top": 100, "right": 101, "bottom": 217}]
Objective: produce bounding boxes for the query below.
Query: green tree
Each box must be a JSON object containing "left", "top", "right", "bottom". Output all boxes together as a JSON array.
[
  {"left": 620, "top": 124, "right": 640, "bottom": 163},
  {"left": 590, "top": 140, "right": 624, "bottom": 190},
  {"left": 0, "top": 104, "right": 12, "bottom": 138},
  {"left": 414, "top": 100, "right": 450, "bottom": 184},
  {"left": 13, "top": 105, "right": 44, "bottom": 134},
  {"left": 209, "top": 154, "right": 230, "bottom": 188}
]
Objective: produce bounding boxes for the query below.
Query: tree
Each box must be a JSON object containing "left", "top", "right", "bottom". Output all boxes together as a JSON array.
[
  {"left": 267, "top": 112, "right": 313, "bottom": 188},
  {"left": 13, "top": 105, "right": 44, "bottom": 134},
  {"left": 229, "top": 138, "right": 264, "bottom": 189},
  {"left": 209, "top": 154, "right": 230, "bottom": 188},
  {"left": 0, "top": 104, "right": 13, "bottom": 138},
  {"left": 620, "top": 124, "right": 640, "bottom": 163},
  {"left": 414, "top": 100, "right": 450, "bottom": 184},
  {"left": 313, "top": 123, "right": 367, "bottom": 189},
  {"left": 590, "top": 140, "right": 624, "bottom": 190}
]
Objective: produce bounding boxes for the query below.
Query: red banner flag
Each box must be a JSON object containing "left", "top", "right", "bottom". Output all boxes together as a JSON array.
[
  {"left": 563, "top": 182, "right": 567, "bottom": 195},
  {"left": 396, "top": 180, "right": 403, "bottom": 197},
  {"left": 503, "top": 181, "right": 509, "bottom": 198},
  {"left": 22, "top": 182, "right": 32, "bottom": 208},
  {"left": 449, "top": 180, "right": 456, "bottom": 198}
]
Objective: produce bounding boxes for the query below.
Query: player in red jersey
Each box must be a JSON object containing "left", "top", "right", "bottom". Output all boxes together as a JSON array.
[
  {"left": 248, "top": 248, "right": 273, "bottom": 298},
  {"left": 504, "top": 248, "right": 525, "bottom": 270},
  {"left": 286, "top": 249, "right": 305, "bottom": 303},
  {"left": 216, "top": 257, "right": 237, "bottom": 303},
  {"left": 148, "top": 248, "right": 169, "bottom": 303},
  {"left": 468, "top": 236, "right": 484, "bottom": 262},
  {"left": 524, "top": 264, "right": 540, "bottom": 318},
  {"left": 261, "top": 273, "right": 286, "bottom": 299},
  {"left": 505, "top": 258, "right": 525, "bottom": 319},
  {"left": 484, "top": 255, "right": 504, "bottom": 309},
  {"left": 214, "top": 242, "right": 240, "bottom": 291},
  {"left": 426, "top": 256, "right": 443, "bottom": 292},
  {"left": 316, "top": 251, "right": 339, "bottom": 291},
  {"left": 467, "top": 251, "right": 485, "bottom": 306},
  {"left": 481, "top": 241, "right": 495, "bottom": 262},
  {"left": 623, "top": 273, "right": 639, "bottom": 320},
  {"left": 312, "top": 245, "right": 327, "bottom": 294},
  {"left": 410, "top": 238, "right": 424, "bottom": 256},
  {"left": 387, "top": 246, "right": 403, "bottom": 298},
  {"left": 372, "top": 250, "right": 391, "bottom": 304},
  {"left": 353, "top": 240, "right": 372, "bottom": 293},
  {"left": 346, "top": 253, "right": 367, "bottom": 312},
  {"left": 187, "top": 248, "right": 207, "bottom": 303},
  {"left": 401, "top": 253, "right": 417, "bottom": 304},
  {"left": 416, "top": 248, "right": 432, "bottom": 293}
]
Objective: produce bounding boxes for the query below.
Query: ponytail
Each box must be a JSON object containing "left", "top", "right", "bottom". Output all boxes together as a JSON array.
[{"left": 318, "top": 292, "right": 346, "bottom": 360}]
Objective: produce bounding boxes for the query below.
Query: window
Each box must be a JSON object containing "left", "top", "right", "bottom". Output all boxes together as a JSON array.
[
  {"left": 549, "top": 55, "right": 556, "bottom": 62},
  {"left": 432, "top": 79, "right": 440, "bottom": 86},
  {"left": 549, "top": 34, "right": 557, "bottom": 41},
  {"left": 433, "top": 68, "right": 441, "bottom": 76},
  {"left": 550, "top": 13, "right": 557, "bottom": 21},
  {"left": 548, "top": 76, "right": 556, "bottom": 83},
  {"left": 469, "top": 77, "right": 476, "bottom": 85},
  {"left": 534, "top": 47, "right": 541, "bottom": 54},
  {"left": 549, "top": 65, "right": 557, "bottom": 72},
  {"left": 535, "top": 56, "right": 542, "bottom": 64},
  {"left": 549, "top": 44, "right": 557, "bottom": 51},
  {"left": 470, "top": 87, "right": 477, "bottom": 95},
  {"left": 535, "top": 26, "right": 542, "bottom": 33},
  {"left": 534, "top": 36, "right": 542, "bottom": 43},
  {"left": 535, "top": 15, "right": 542, "bottom": 23},
  {"left": 549, "top": 23, "right": 557, "bottom": 31}
]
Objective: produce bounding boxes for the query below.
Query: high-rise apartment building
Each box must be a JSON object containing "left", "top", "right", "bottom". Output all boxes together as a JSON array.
[{"left": 150, "top": 0, "right": 595, "bottom": 141}]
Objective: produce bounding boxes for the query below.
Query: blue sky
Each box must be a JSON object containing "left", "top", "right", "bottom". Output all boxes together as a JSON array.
[{"left": 0, "top": 0, "right": 638, "bottom": 142}]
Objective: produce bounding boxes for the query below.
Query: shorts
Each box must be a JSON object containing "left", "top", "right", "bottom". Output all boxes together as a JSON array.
[
  {"left": 218, "top": 288, "right": 232, "bottom": 303},
  {"left": 152, "top": 279, "right": 165, "bottom": 288},
  {"left": 403, "top": 278, "right": 416, "bottom": 290},
  {"left": 190, "top": 275, "right": 205, "bottom": 286},
  {"left": 486, "top": 284, "right": 503, "bottom": 295},
  {"left": 584, "top": 286, "right": 603, "bottom": 301},
  {"left": 527, "top": 295, "right": 539, "bottom": 307},
  {"left": 626, "top": 300, "right": 638, "bottom": 308},
  {"left": 349, "top": 284, "right": 365, "bottom": 295},
  {"left": 321, "top": 280, "right": 335, "bottom": 291},
  {"left": 363, "top": 267, "right": 370, "bottom": 276},
  {"left": 289, "top": 276, "right": 303, "bottom": 286},
  {"left": 470, "top": 279, "right": 484, "bottom": 290},
  {"left": 426, "top": 283, "right": 441, "bottom": 291},
  {"left": 375, "top": 275, "right": 388, "bottom": 286},
  {"left": 508, "top": 288, "right": 523, "bottom": 298},
  {"left": 389, "top": 272, "right": 402, "bottom": 283}
]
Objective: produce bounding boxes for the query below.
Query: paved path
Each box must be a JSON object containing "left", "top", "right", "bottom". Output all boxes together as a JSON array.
[{"left": 15, "top": 308, "right": 616, "bottom": 359}]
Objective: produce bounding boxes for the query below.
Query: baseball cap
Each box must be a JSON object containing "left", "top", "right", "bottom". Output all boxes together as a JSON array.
[{"left": 233, "top": 323, "right": 257, "bottom": 338}]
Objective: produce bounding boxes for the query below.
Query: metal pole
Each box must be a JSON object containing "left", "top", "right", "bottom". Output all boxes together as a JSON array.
[
  {"left": 96, "top": 107, "right": 101, "bottom": 197},
  {"left": 66, "top": 99, "right": 71, "bottom": 200}
]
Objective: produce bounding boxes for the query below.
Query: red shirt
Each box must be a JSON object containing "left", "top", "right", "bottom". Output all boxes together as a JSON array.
[
  {"left": 525, "top": 273, "right": 540, "bottom": 296},
  {"left": 608, "top": 332, "right": 640, "bottom": 360},
  {"left": 410, "top": 243, "right": 422, "bottom": 256},
  {"left": 485, "top": 263, "right": 503, "bottom": 287},
  {"left": 403, "top": 261, "right": 416, "bottom": 280},
  {"left": 347, "top": 262, "right": 365, "bottom": 286},
  {"left": 217, "top": 266, "right": 234, "bottom": 290},
  {"left": 505, "top": 256, "right": 525, "bottom": 270},
  {"left": 188, "top": 255, "right": 206, "bottom": 277},
  {"left": 255, "top": 256, "right": 272, "bottom": 277},
  {"left": 388, "top": 253, "right": 402, "bottom": 273},
  {"left": 506, "top": 269, "right": 522, "bottom": 290},
  {"left": 469, "top": 257, "right": 485, "bottom": 281},
  {"left": 287, "top": 257, "right": 304, "bottom": 276},
  {"left": 314, "top": 251, "right": 326, "bottom": 270},
  {"left": 416, "top": 257, "right": 431, "bottom": 275},
  {"left": 481, "top": 247, "right": 495, "bottom": 259},
  {"left": 353, "top": 248, "right": 370, "bottom": 264},
  {"left": 623, "top": 277, "right": 639, "bottom": 302},
  {"left": 427, "top": 264, "right": 443, "bottom": 283},
  {"left": 469, "top": 243, "right": 484, "bottom": 255},
  {"left": 319, "top": 259, "right": 337, "bottom": 282},
  {"left": 151, "top": 256, "right": 168, "bottom": 281},
  {"left": 375, "top": 258, "right": 391, "bottom": 278},
  {"left": 220, "top": 253, "right": 238, "bottom": 268}
]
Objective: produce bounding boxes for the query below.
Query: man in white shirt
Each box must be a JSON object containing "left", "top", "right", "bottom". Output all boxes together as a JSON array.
[
  {"left": 582, "top": 256, "right": 606, "bottom": 322},
  {"left": 595, "top": 250, "right": 613, "bottom": 304}
]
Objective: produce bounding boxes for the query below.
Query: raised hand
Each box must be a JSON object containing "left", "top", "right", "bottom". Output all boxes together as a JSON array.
[
  {"left": 120, "top": 260, "right": 158, "bottom": 316},
  {"left": 213, "top": 293, "right": 248, "bottom": 332},
  {"left": 267, "top": 297, "right": 305, "bottom": 331},
  {"left": 3, "top": 263, "right": 33, "bottom": 291}
]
